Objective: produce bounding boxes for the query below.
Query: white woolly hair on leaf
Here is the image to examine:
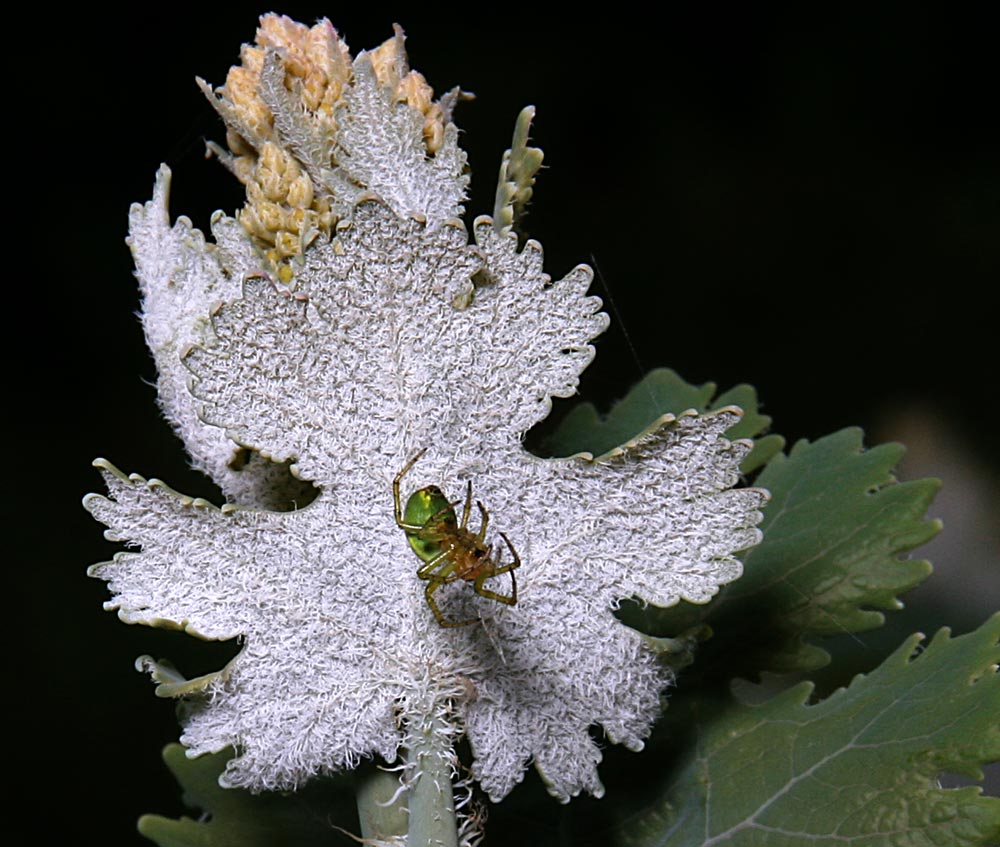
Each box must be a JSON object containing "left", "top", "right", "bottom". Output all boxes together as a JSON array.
[{"left": 89, "top": 22, "right": 767, "bottom": 805}]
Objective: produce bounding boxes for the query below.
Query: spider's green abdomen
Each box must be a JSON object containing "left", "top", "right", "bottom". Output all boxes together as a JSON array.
[{"left": 404, "top": 486, "right": 456, "bottom": 562}]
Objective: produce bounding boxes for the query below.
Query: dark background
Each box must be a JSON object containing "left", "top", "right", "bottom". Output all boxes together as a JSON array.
[{"left": 16, "top": 4, "right": 997, "bottom": 843}]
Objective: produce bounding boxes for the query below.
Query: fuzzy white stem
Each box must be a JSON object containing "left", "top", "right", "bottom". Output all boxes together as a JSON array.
[{"left": 405, "top": 714, "right": 460, "bottom": 847}]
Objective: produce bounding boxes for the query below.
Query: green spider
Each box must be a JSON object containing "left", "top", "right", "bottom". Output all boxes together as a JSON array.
[{"left": 393, "top": 449, "right": 520, "bottom": 627}]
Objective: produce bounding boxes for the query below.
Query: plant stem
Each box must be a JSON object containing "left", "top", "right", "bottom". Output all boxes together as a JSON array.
[{"left": 405, "top": 713, "right": 460, "bottom": 847}]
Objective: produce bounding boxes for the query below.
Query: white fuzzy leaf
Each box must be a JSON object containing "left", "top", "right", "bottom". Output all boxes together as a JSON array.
[
  {"left": 327, "top": 53, "right": 468, "bottom": 227},
  {"left": 90, "top": 21, "right": 767, "bottom": 805}
]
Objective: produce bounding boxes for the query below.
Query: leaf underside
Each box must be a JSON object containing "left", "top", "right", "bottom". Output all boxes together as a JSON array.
[{"left": 612, "top": 614, "right": 1000, "bottom": 847}]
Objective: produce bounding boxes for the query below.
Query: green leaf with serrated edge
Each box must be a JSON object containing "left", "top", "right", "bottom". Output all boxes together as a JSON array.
[
  {"left": 630, "top": 428, "right": 938, "bottom": 677},
  {"left": 606, "top": 615, "right": 1000, "bottom": 847},
  {"left": 543, "top": 367, "right": 783, "bottom": 472},
  {"left": 138, "top": 744, "right": 358, "bottom": 846}
]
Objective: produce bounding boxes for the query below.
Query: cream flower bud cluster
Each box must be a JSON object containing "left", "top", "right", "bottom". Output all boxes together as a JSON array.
[{"left": 206, "top": 14, "right": 453, "bottom": 280}]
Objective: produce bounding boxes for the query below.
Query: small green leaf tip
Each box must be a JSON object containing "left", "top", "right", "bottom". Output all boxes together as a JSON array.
[
  {"left": 494, "top": 105, "right": 544, "bottom": 240},
  {"left": 610, "top": 614, "right": 1000, "bottom": 847},
  {"left": 135, "top": 655, "right": 233, "bottom": 698}
]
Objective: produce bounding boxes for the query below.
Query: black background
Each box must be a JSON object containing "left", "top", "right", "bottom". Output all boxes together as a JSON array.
[{"left": 16, "top": 4, "right": 997, "bottom": 843}]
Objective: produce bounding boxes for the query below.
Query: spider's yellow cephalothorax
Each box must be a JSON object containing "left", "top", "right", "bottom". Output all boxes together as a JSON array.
[{"left": 393, "top": 449, "right": 519, "bottom": 627}]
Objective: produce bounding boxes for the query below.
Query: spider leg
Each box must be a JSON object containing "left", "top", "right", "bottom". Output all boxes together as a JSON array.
[
  {"left": 427, "top": 499, "right": 463, "bottom": 526},
  {"left": 425, "top": 578, "right": 479, "bottom": 628},
  {"left": 472, "top": 532, "right": 520, "bottom": 606},
  {"left": 415, "top": 542, "right": 460, "bottom": 581},
  {"left": 459, "top": 481, "right": 473, "bottom": 529},
  {"left": 497, "top": 532, "right": 520, "bottom": 574},
  {"left": 475, "top": 501, "right": 489, "bottom": 540},
  {"left": 393, "top": 448, "right": 428, "bottom": 527}
]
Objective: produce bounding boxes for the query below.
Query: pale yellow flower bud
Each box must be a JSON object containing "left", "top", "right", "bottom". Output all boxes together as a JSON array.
[{"left": 202, "top": 12, "right": 462, "bottom": 280}]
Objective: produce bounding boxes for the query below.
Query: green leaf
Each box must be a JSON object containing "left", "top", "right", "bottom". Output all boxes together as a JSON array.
[
  {"left": 633, "top": 428, "right": 939, "bottom": 676},
  {"left": 543, "top": 367, "right": 783, "bottom": 472},
  {"left": 139, "top": 744, "right": 358, "bottom": 846},
  {"left": 613, "top": 614, "right": 1000, "bottom": 847},
  {"left": 355, "top": 766, "right": 408, "bottom": 842}
]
